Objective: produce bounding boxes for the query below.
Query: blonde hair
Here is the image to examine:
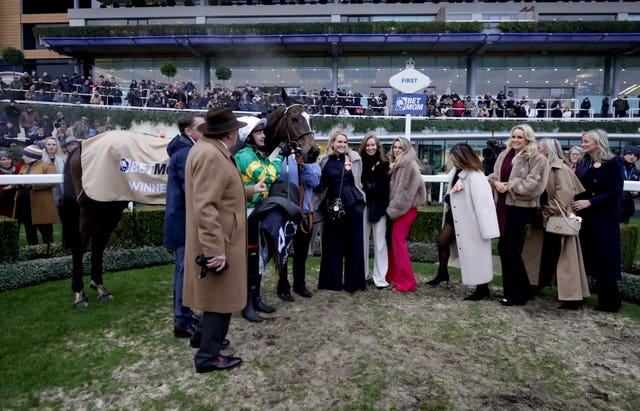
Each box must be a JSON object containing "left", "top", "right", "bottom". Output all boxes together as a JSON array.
[
  {"left": 582, "top": 129, "right": 614, "bottom": 162},
  {"left": 507, "top": 124, "right": 538, "bottom": 157},
  {"left": 326, "top": 127, "right": 350, "bottom": 156},
  {"left": 388, "top": 137, "right": 421, "bottom": 173},
  {"left": 43, "top": 136, "right": 66, "bottom": 160},
  {"left": 539, "top": 138, "right": 568, "bottom": 166}
]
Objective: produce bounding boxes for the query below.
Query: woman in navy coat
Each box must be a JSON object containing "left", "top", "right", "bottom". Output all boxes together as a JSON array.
[{"left": 573, "top": 129, "right": 625, "bottom": 312}]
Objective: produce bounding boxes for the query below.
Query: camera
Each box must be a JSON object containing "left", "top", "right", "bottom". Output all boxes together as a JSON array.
[{"left": 195, "top": 254, "right": 228, "bottom": 279}]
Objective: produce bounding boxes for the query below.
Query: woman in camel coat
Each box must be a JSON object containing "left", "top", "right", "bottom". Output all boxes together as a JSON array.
[{"left": 522, "top": 139, "right": 589, "bottom": 309}]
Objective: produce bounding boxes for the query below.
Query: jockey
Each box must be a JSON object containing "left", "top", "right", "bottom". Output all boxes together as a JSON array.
[{"left": 235, "top": 116, "right": 284, "bottom": 322}]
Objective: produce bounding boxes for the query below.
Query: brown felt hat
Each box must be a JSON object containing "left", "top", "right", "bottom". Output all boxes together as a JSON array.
[{"left": 197, "top": 107, "right": 248, "bottom": 137}]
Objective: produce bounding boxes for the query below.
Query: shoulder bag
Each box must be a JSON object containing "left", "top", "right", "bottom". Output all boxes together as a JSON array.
[
  {"left": 326, "top": 158, "right": 347, "bottom": 221},
  {"left": 545, "top": 199, "right": 581, "bottom": 236}
]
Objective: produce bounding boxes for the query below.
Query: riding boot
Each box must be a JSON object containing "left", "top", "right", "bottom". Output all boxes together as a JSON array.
[
  {"left": 426, "top": 265, "right": 449, "bottom": 286},
  {"left": 241, "top": 281, "right": 264, "bottom": 322},
  {"left": 252, "top": 275, "right": 276, "bottom": 313}
]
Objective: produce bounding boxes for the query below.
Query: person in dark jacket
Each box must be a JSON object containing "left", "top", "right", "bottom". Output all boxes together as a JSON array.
[
  {"left": 573, "top": 129, "right": 625, "bottom": 312},
  {"left": 164, "top": 113, "right": 205, "bottom": 339},
  {"left": 579, "top": 97, "right": 591, "bottom": 118},
  {"left": 619, "top": 146, "right": 640, "bottom": 224},
  {"left": 358, "top": 134, "right": 391, "bottom": 289}
]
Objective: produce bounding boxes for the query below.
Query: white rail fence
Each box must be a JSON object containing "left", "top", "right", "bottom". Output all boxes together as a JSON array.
[{"left": 3, "top": 174, "right": 640, "bottom": 204}]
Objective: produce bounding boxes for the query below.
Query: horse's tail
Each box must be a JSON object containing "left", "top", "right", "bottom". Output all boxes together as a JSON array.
[{"left": 62, "top": 145, "right": 82, "bottom": 251}]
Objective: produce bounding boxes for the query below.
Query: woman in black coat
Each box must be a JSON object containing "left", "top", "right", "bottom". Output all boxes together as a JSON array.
[
  {"left": 358, "top": 134, "right": 390, "bottom": 289},
  {"left": 573, "top": 129, "right": 625, "bottom": 312}
]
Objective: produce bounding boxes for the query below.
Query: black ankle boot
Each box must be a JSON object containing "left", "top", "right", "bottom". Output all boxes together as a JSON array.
[
  {"left": 426, "top": 268, "right": 449, "bottom": 286},
  {"left": 241, "top": 286, "right": 264, "bottom": 322},
  {"left": 464, "top": 283, "right": 490, "bottom": 301},
  {"left": 252, "top": 276, "right": 276, "bottom": 313}
]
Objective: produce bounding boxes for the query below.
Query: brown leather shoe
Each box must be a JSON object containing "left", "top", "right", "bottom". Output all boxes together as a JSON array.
[{"left": 196, "top": 355, "right": 242, "bottom": 373}]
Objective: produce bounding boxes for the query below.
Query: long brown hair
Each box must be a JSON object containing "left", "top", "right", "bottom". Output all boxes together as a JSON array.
[
  {"left": 449, "top": 143, "right": 483, "bottom": 172},
  {"left": 358, "top": 133, "right": 388, "bottom": 162}
]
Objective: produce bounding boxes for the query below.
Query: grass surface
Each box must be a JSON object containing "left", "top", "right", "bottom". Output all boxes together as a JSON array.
[{"left": 1, "top": 258, "right": 639, "bottom": 409}]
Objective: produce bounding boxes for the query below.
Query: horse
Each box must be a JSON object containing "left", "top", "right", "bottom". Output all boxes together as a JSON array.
[{"left": 64, "top": 89, "right": 318, "bottom": 308}]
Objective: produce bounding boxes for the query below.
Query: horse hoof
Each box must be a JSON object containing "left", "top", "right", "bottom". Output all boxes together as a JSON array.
[
  {"left": 91, "top": 282, "right": 113, "bottom": 300},
  {"left": 74, "top": 291, "right": 89, "bottom": 308}
]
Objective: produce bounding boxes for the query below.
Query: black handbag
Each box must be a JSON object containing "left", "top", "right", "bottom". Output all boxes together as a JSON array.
[{"left": 326, "top": 158, "right": 346, "bottom": 221}]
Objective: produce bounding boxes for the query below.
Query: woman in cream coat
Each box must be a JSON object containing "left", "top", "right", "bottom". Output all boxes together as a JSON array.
[
  {"left": 428, "top": 143, "right": 500, "bottom": 300},
  {"left": 522, "top": 138, "right": 589, "bottom": 309}
]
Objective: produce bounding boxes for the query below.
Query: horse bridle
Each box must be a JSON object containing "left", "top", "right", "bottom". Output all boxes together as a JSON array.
[
  {"left": 282, "top": 104, "right": 314, "bottom": 147},
  {"left": 281, "top": 103, "right": 315, "bottom": 234}
]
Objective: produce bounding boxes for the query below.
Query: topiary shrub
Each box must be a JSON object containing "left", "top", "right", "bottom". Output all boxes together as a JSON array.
[
  {"left": 408, "top": 206, "right": 442, "bottom": 243},
  {"left": 620, "top": 224, "right": 637, "bottom": 274},
  {"left": 0, "top": 217, "right": 19, "bottom": 263},
  {"left": 133, "top": 206, "right": 166, "bottom": 246}
]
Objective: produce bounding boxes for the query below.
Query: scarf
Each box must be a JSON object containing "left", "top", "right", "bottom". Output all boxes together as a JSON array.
[{"left": 496, "top": 149, "right": 515, "bottom": 235}]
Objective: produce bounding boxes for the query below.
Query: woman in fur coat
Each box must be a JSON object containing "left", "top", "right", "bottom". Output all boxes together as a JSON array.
[
  {"left": 386, "top": 137, "right": 426, "bottom": 292},
  {"left": 488, "top": 124, "right": 550, "bottom": 306},
  {"left": 427, "top": 143, "right": 500, "bottom": 300}
]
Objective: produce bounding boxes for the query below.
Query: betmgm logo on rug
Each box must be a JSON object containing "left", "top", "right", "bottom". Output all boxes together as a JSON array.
[
  {"left": 392, "top": 94, "right": 426, "bottom": 115},
  {"left": 119, "top": 157, "right": 168, "bottom": 194},
  {"left": 119, "top": 158, "right": 168, "bottom": 175}
]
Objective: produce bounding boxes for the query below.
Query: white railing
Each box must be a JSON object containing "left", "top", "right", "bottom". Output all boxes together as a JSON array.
[{"left": 4, "top": 174, "right": 639, "bottom": 205}]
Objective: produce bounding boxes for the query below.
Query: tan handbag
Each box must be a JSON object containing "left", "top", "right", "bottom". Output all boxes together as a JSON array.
[{"left": 545, "top": 199, "right": 581, "bottom": 236}]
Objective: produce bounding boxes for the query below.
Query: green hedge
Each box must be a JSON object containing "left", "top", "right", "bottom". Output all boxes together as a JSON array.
[
  {"left": 33, "top": 21, "right": 640, "bottom": 39},
  {"left": 108, "top": 206, "right": 165, "bottom": 249},
  {"left": 621, "top": 224, "right": 638, "bottom": 273},
  {"left": 0, "top": 217, "right": 19, "bottom": 263},
  {"left": 0, "top": 247, "right": 174, "bottom": 292},
  {"left": 3, "top": 102, "right": 640, "bottom": 136}
]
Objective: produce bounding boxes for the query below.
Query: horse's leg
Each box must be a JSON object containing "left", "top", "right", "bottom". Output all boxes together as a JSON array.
[
  {"left": 71, "top": 204, "right": 93, "bottom": 307},
  {"left": 89, "top": 203, "right": 124, "bottom": 299}
]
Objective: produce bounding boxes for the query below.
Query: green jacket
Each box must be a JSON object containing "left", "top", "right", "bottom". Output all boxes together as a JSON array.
[{"left": 235, "top": 146, "right": 283, "bottom": 208}]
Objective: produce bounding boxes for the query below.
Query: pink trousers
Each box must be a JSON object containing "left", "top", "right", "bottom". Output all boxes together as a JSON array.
[{"left": 386, "top": 207, "right": 417, "bottom": 292}]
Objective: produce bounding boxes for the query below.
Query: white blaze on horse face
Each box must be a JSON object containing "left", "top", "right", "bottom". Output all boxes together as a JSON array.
[{"left": 301, "top": 110, "right": 311, "bottom": 130}]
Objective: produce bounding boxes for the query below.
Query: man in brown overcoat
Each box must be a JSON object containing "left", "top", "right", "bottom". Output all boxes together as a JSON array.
[{"left": 183, "top": 108, "right": 248, "bottom": 373}]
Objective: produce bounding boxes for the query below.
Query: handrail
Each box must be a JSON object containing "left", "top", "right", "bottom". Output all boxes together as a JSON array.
[{"left": 3, "top": 174, "right": 640, "bottom": 206}]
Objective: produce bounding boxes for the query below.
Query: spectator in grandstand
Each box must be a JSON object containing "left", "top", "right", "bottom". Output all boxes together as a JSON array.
[
  {"left": 1, "top": 120, "right": 20, "bottom": 140},
  {"left": 600, "top": 95, "right": 611, "bottom": 118},
  {"left": 24, "top": 85, "right": 36, "bottom": 101},
  {"left": 90, "top": 90, "right": 103, "bottom": 105},
  {"left": 39, "top": 113, "right": 54, "bottom": 138},
  {"left": 72, "top": 116, "right": 90, "bottom": 140},
  {"left": 54, "top": 112, "right": 68, "bottom": 130},
  {"left": 20, "top": 105, "right": 39, "bottom": 137},
  {"left": 69, "top": 90, "right": 83, "bottom": 105},
  {"left": 4, "top": 100, "right": 21, "bottom": 130},
  {"left": 562, "top": 107, "right": 572, "bottom": 119},
  {"left": 52, "top": 89, "right": 68, "bottom": 104},
  {"left": 550, "top": 97, "right": 563, "bottom": 118},
  {"left": 535, "top": 98, "right": 547, "bottom": 118},
  {"left": 613, "top": 94, "right": 629, "bottom": 118},
  {"left": 579, "top": 97, "right": 591, "bottom": 118}
]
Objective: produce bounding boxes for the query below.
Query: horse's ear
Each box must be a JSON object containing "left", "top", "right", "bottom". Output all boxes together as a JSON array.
[{"left": 281, "top": 88, "right": 290, "bottom": 105}]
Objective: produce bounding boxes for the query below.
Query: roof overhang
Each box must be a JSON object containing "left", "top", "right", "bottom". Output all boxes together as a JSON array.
[{"left": 43, "top": 32, "right": 640, "bottom": 59}]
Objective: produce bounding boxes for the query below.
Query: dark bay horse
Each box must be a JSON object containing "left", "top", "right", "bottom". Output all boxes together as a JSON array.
[{"left": 64, "top": 89, "right": 318, "bottom": 308}]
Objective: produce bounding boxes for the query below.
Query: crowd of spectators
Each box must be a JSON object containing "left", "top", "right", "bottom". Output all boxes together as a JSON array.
[{"left": 1, "top": 70, "right": 639, "bottom": 119}]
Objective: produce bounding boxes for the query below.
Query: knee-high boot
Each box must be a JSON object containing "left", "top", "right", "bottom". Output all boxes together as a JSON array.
[
  {"left": 252, "top": 275, "right": 276, "bottom": 313},
  {"left": 241, "top": 277, "right": 264, "bottom": 322}
]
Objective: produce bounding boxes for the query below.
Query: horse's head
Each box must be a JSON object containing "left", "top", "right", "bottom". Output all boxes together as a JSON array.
[{"left": 265, "top": 90, "right": 320, "bottom": 164}]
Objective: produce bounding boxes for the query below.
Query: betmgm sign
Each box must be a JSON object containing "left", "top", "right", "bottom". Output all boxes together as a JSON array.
[{"left": 392, "top": 94, "right": 427, "bottom": 115}]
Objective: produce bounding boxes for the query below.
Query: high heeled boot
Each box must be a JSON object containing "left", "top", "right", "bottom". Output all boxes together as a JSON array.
[
  {"left": 426, "top": 266, "right": 449, "bottom": 286},
  {"left": 464, "top": 283, "right": 490, "bottom": 301},
  {"left": 252, "top": 275, "right": 276, "bottom": 313}
]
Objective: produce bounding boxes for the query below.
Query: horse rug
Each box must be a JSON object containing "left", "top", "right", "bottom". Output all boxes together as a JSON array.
[{"left": 81, "top": 130, "right": 169, "bottom": 205}]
